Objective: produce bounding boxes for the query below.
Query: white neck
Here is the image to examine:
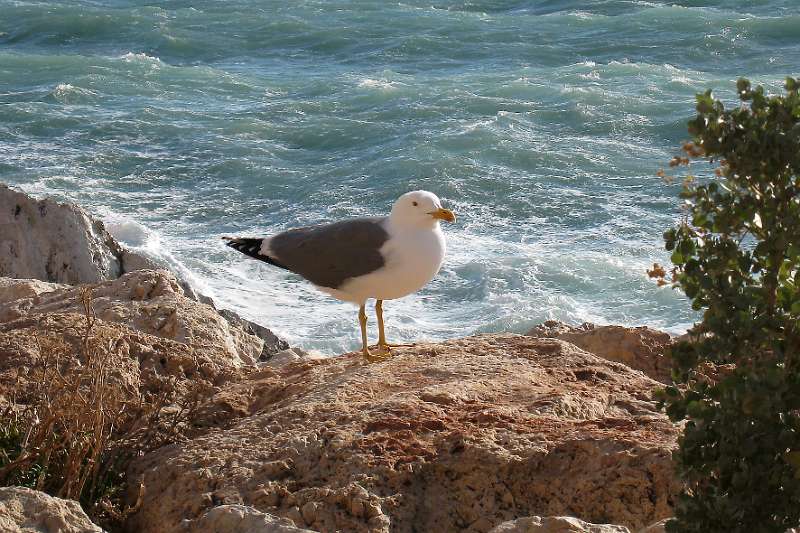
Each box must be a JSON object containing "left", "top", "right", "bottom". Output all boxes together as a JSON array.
[{"left": 386, "top": 215, "right": 439, "bottom": 234}]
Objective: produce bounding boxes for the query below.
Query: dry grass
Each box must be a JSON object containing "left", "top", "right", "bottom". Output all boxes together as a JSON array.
[{"left": 0, "top": 288, "right": 210, "bottom": 530}]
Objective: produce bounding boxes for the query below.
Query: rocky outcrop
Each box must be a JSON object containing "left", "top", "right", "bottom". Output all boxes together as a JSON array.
[
  {"left": 127, "top": 334, "right": 679, "bottom": 533},
  {"left": 0, "top": 486, "right": 103, "bottom": 533},
  {"left": 0, "top": 276, "right": 681, "bottom": 533},
  {"left": 0, "top": 270, "right": 262, "bottom": 367},
  {"left": 527, "top": 321, "right": 674, "bottom": 383},
  {"left": 0, "top": 311, "right": 244, "bottom": 428},
  {"left": 0, "top": 184, "right": 126, "bottom": 284},
  {"left": 0, "top": 184, "right": 289, "bottom": 360},
  {"left": 0, "top": 276, "right": 67, "bottom": 305},
  {"left": 217, "top": 309, "right": 291, "bottom": 361}
]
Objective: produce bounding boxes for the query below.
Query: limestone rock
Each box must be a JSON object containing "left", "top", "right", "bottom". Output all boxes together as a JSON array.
[
  {"left": 0, "top": 185, "right": 289, "bottom": 358},
  {"left": 0, "top": 184, "right": 162, "bottom": 285},
  {"left": 0, "top": 486, "right": 103, "bottom": 533},
  {"left": 489, "top": 515, "right": 631, "bottom": 533},
  {"left": 218, "top": 309, "right": 291, "bottom": 360},
  {"left": 527, "top": 321, "right": 673, "bottom": 383},
  {"left": 0, "top": 277, "right": 65, "bottom": 305},
  {"left": 0, "top": 185, "right": 681, "bottom": 533},
  {"left": 127, "top": 334, "right": 679, "bottom": 533},
  {"left": 119, "top": 248, "right": 162, "bottom": 273},
  {"left": 527, "top": 321, "right": 594, "bottom": 338},
  {"left": 0, "top": 184, "right": 124, "bottom": 284},
  {"left": 0, "top": 311, "right": 242, "bottom": 415},
  {"left": 0, "top": 270, "right": 262, "bottom": 366},
  {"left": 186, "top": 504, "right": 315, "bottom": 533},
  {"left": 262, "top": 347, "right": 324, "bottom": 368}
]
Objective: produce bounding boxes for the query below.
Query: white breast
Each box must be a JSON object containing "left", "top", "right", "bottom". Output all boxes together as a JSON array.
[{"left": 336, "top": 225, "right": 446, "bottom": 303}]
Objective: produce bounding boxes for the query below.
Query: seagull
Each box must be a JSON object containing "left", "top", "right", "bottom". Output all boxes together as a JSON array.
[{"left": 223, "top": 190, "right": 456, "bottom": 361}]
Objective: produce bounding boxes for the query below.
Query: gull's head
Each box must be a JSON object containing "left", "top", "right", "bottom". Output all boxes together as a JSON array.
[{"left": 389, "top": 190, "right": 456, "bottom": 229}]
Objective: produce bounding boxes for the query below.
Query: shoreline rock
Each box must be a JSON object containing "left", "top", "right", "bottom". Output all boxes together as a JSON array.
[
  {"left": 126, "top": 334, "right": 678, "bottom": 533},
  {"left": 0, "top": 184, "right": 124, "bottom": 284},
  {"left": 0, "top": 183, "right": 290, "bottom": 360},
  {"left": 489, "top": 515, "right": 631, "bottom": 533},
  {"left": 527, "top": 321, "right": 674, "bottom": 384},
  {"left": 0, "top": 269, "right": 264, "bottom": 367}
]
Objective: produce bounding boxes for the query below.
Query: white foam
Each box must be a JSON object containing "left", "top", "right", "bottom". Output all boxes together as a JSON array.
[
  {"left": 571, "top": 11, "right": 597, "bottom": 20},
  {"left": 53, "top": 83, "right": 75, "bottom": 95},
  {"left": 357, "top": 78, "right": 397, "bottom": 90},
  {"left": 51, "top": 83, "right": 97, "bottom": 102},
  {"left": 119, "top": 52, "right": 163, "bottom": 65},
  {"left": 104, "top": 216, "right": 158, "bottom": 250}
]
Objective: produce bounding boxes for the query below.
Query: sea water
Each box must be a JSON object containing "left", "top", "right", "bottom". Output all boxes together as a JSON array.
[{"left": 1, "top": 1, "right": 798, "bottom": 353}]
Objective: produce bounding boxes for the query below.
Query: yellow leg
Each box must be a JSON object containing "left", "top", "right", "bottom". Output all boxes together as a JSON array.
[
  {"left": 359, "top": 304, "right": 384, "bottom": 363},
  {"left": 375, "top": 300, "right": 412, "bottom": 353},
  {"left": 376, "top": 299, "right": 388, "bottom": 350},
  {"left": 359, "top": 304, "right": 370, "bottom": 357}
]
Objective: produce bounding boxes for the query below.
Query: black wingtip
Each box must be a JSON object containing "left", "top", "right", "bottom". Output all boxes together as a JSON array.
[
  {"left": 223, "top": 237, "right": 265, "bottom": 260},
  {"left": 223, "top": 236, "right": 290, "bottom": 271}
]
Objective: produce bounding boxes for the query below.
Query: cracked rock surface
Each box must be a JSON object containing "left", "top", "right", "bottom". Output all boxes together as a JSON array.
[
  {"left": 0, "top": 184, "right": 125, "bottom": 284},
  {"left": 128, "top": 334, "right": 679, "bottom": 533},
  {"left": 527, "top": 321, "right": 674, "bottom": 384},
  {"left": 0, "top": 270, "right": 263, "bottom": 367},
  {"left": 0, "top": 184, "right": 289, "bottom": 359}
]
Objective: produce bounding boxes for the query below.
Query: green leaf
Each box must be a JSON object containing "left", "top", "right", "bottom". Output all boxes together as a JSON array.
[
  {"left": 659, "top": 77, "right": 800, "bottom": 533},
  {"left": 738, "top": 78, "right": 752, "bottom": 98}
]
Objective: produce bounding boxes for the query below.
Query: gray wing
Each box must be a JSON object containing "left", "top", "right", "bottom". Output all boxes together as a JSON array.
[{"left": 267, "top": 217, "right": 389, "bottom": 289}]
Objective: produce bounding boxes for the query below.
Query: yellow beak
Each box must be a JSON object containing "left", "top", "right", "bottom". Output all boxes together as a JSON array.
[{"left": 430, "top": 207, "right": 456, "bottom": 223}]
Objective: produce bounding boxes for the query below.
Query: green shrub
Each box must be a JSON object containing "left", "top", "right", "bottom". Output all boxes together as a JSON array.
[{"left": 653, "top": 78, "right": 800, "bottom": 532}]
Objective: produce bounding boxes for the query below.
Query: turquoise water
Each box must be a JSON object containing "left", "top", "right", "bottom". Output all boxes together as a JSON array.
[{"left": 1, "top": 1, "right": 798, "bottom": 353}]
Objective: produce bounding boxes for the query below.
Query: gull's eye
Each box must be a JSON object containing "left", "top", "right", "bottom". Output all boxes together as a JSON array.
[{"left": 412, "top": 201, "right": 418, "bottom": 207}]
